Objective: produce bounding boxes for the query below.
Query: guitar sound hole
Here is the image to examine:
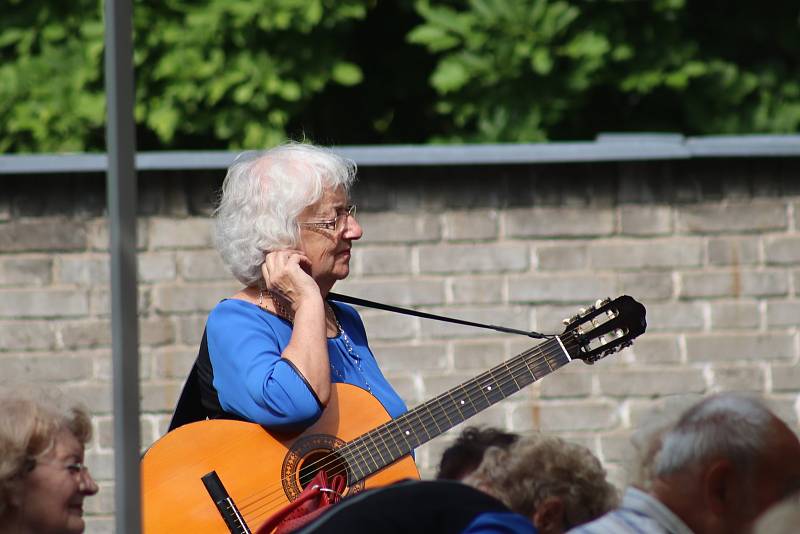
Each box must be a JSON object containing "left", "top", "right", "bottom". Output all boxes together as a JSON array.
[{"left": 298, "top": 450, "right": 348, "bottom": 489}]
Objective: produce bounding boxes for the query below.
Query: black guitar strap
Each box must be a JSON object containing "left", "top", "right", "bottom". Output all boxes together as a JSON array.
[{"left": 169, "top": 294, "right": 551, "bottom": 432}]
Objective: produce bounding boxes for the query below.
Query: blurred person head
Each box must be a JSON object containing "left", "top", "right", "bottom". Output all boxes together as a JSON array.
[
  {"left": 649, "top": 393, "right": 800, "bottom": 534},
  {"left": 214, "top": 142, "right": 359, "bottom": 292},
  {"left": 436, "top": 426, "right": 519, "bottom": 480},
  {"left": 753, "top": 491, "right": 800, "bottom": 534},
  {"left": 464, "top": 433, "right": 618, "bottom": 534},
  {"left": 0, "top": 386, "right": 98, "bottom": 534}
]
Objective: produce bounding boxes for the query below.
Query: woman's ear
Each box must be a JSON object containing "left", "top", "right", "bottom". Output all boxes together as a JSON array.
[{"left": 532, "top": 496, "right": 566, "bottom": 534}]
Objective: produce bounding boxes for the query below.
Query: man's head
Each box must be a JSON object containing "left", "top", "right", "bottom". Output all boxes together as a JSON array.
[
  {"left": 650, "top": 393, "right": 800, "bottom": 534},
  {"left": 463, "top": 433, "right": 618, "bottom": 534}
]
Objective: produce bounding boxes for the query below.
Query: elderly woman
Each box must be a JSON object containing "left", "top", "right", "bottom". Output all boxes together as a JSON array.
[
  {"left": 0, "top": 387, "right": 99, "bottom": 534},
  {"left": 463, "top": 433, "right": 618, "bottom": 534},
  {"left": 194, "top": 143, "right": 406, "bottom": 429}
]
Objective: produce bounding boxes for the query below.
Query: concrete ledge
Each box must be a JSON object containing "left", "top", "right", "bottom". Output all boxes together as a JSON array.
[{"left": 2, "top": 134, "right": 800, "bottom": 174}]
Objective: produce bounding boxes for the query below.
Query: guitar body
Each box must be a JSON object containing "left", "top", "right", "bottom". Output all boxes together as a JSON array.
[{"left": 141, "top": 383, "right": 420, "bottom": 533}]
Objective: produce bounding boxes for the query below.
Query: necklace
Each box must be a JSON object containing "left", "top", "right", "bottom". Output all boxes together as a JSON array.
[
  {"left": 259, "top": 285, "right": 294, "bottom": 322},
  {"left": 328, "top": 303, "right": 371, "bottom": 392}
]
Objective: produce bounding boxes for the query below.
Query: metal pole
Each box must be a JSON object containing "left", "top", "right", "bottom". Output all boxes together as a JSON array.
[{"left": 104, "top": 0, "right": 141, "bottom": 532}]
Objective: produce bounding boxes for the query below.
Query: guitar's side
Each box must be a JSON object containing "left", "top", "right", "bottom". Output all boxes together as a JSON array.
[{"left": 141, "top": 383, "right": 419, "bottom": 534}]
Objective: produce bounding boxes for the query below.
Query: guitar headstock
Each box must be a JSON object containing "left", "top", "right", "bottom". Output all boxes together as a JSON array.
[{"left": 561, "top": 295, "right": 647, "bottom": 364}]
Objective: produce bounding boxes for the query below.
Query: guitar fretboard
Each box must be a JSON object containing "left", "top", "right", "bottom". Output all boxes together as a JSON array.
[{"left": 338, "top": 332, "right": 577, "bottom": 483}]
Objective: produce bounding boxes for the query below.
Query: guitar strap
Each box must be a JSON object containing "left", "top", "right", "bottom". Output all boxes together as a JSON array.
[{"left": 169, "top": 294, "right": 550, "bottom": 432}]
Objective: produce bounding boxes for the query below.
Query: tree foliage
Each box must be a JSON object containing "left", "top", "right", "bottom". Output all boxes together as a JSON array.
[
  {"left": 1, "top": 0, "right": 799, "bottom": 152},
  {"left": 409, "top": 0, "right": 800, "bottom": 142},
  {"left": 0, "top": 0, "right": 371, "bottom": 152}
]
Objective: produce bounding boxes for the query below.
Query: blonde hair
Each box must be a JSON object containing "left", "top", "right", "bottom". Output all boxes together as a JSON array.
[
  {"left": 464, "top": 433, "right": 618, "bottom": 528},
  {"left": 0, "top": 387, "right": 92, "bottom": 518}
]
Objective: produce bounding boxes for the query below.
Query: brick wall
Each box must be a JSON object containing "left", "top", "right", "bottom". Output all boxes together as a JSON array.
[{"left": 2, "top": 161, "right": 800, "bottom": 532}]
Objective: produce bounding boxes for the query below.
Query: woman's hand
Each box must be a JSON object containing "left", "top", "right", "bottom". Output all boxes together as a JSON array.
[{"left": 261, "top": 250, "right": 321, "bottom": 313}]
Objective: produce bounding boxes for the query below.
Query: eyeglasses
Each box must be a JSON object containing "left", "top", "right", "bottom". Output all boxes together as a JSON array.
[
  {"left": 27, "top": 459, "right": 90, "bottom": 477},
  {"left": 298, "top": 204, "right": 357, "bottom": 233}
]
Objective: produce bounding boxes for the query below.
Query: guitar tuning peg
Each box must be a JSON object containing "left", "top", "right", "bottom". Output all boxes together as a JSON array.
[
  {"left": 578, "top": 307, "right": 587, "bottom": 315},
  {"left": 562, "top": 317, "right": 571, "bottom": 326},
  {"left": 596, "top": 298, "right": 611, "bottom": 308}
]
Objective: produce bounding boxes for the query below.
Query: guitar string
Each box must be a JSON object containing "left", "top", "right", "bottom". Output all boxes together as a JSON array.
[
  {"left": 241, "top": 336, "right": 583, "bottom": 527},
  {"left": 233, "top": 336, "right": 562, "bottom": 512},
  {"left": 235, "top": 334, "right": 583, "bottom": 524},
  {"left": 237, "top": 334, "right": 581, "bottom": 525},
  {"left": 240, "top": 346, "right": 580, "bottom": 525},
  {"left": 238, "top": 334, "right": 581, "bottom": 526},
  {"left": 233, "top": 337, "right": 567, "bottom": 520}
]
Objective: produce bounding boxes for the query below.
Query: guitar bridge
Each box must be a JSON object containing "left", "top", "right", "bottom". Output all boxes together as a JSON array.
[{"left": 202, "top": 471, "right": 251, "bottom": 534}]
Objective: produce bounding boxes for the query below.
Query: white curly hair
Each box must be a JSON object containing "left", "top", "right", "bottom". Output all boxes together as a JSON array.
[{"left": 214, "top": 142, "right": 357, "bottom": 286}]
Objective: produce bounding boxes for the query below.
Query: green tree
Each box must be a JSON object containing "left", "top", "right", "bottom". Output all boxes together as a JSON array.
[
  {"left": 408, "top": 0, "right": 800, "bottom": 142},
  {"left": 0, "top": 0, "right": 371, "bottom": 152}
]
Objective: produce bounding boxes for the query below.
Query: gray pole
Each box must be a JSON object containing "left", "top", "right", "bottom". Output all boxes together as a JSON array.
[{"left": 104, "top": 0, "right": 141, "bottom": 532}]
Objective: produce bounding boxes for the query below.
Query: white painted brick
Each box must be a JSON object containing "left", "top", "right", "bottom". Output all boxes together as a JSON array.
[
  {"left": 149, "top": 217, "right": 213, "bottom": 249},
  {"left": 506, "top": 207, "right": 615, "bottom": 238},
  {"left": 510, "top": 401, "right": 618, "bottom": 432},
  {"left": 0, "top": 257, "right": 52, "bottom": 286},
  {"left": 57, "top": 256, "right": 110, "bottom": 285},
  {"left": 685, "top": 333, "right": 795, "bottom": 362},
  {"left": 539, "top": 368, "right": 593, "bottom": 398},
  {"left": 0, "top": 289, "right": 88, "bottom": 318},
  {"left": 176, "top": 250, "right": 228, "bottom": 281},
  {"left": 536, "top": 243, "right": 588, "bottom": 271},
  {"left": 453, "top": 340, "right": 509, "bottom": 370},
  {"left": 630, "top": 335, "right": 682, "bottom": 364},
  {"left": 508, "top": 274, "right": 616, "bottom": 304},
  {"left": 765, "top": 236, "right": 800, "bottom": 265},
  {"left": 418, "top": 243, "right": 529, "bottom": 274},
  {"left": 0, "top": 218, "right": 87, "bottom": 252},
  {"left": 680, "top": 270, "right": 788, "bottom": 298},
  {"left": 360, "top": 311, "right": 416, "bottom": 341},
  {"left": 620, "top": 205, "right": 672, "bottom": 236},
  {"left": 0, "top": 321, "right": 57, "bottom": 350},
  {"left": 617, "top": 272, "right": 673, "bottom": 300},
  {"left": 771, "top": 365, "right": 800, "bottom": 392},
  {"left": 372, "top": 342, "right": 448, "bottom": 372},
  {"left": 0, "top": 354, "right": 92, "bottom": 382},
  {"left": 677, "top": 202, "right": 787, "bottom": 234},
  {"left": 646, "top": 302, "right": 705, "bottom": 332},
  {"left": 139, "top": 252, "right": 178, "bottom": 282},
  {"left": 597, "top": 368, "right": 706, "bottom": 396},
  {"left": 590, "top": 239, "right": 703, "bottom": 270},
  {"left": 443, "top": 210, "right": 499, "bottom": 241},
  {"left": 710, "top": 301, "right": 760, "bottom": 329},
  {"left": 709, "top": 365, "right": 766, "bottom": 392},
  {"left": 356, "top": 246, "right": 412, "bottom": 276},
  {"left": 708, "top": 237, "right": 760, "bottom": 266},
  {"left": 419, "top": 307, "right": 529, "bottom": 339},
  {"left": 766, "top": 300, "right": 800, "bottom": 328},
  {"left": 153, "top": 283, "right": 237, "bottom": 313},
  {"left": 450, "top": 276, "right": 504, "bottom": 304},
  {"left": 358, "top": 213, "right": 441, "bottom": 244},
  {"left": 335, "top": 278, "right": 445, "bottom": 306},
  {"left": 87, "top": 218, "right": 148, "bottom": 251}
]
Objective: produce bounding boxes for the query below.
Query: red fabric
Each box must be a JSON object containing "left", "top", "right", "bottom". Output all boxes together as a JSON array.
[{"left": 256, "top": 471, "right": 346, "bottom": 534}]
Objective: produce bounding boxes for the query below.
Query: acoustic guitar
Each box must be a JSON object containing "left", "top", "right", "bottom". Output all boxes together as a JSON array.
[{"left": 141, "top": 295, "right": 646, "bottom": 533}]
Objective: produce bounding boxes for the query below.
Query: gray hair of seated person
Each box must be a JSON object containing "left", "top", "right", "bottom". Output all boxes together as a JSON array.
[
  {"left": 652, "top": 393, "right": 776, "bottom": 479},
  {"left": 214, "top": 142, "right": 358, "bottom": 286},
  {"left": 463, "top": 433, "right": 618, "bottom": 528},
  {"left": 0, "top": 386, "right": 92, "bottom": 518}
]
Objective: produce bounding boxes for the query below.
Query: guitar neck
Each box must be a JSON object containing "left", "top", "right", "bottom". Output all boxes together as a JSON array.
[{"left": 339, "top": 333, "right": 576, "bottom": 483}]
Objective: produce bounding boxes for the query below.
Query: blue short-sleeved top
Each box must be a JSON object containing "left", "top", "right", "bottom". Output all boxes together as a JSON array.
[{"left": 205, "top": 298, "right": 407, "bottom": 430}]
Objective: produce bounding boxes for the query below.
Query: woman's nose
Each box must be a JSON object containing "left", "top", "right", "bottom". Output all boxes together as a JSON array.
[
  {"left": 343, "top": 215, "right": 363, "bottom": 240},
  {"left": 79, "top": 469, "right": 99, "bottom": 495}
]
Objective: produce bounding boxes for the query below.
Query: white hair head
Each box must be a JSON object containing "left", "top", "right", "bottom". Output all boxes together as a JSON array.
[
  {"left": 653, "top": 393, "right": 776, "bottom": 478},
  {"left": 214, "top": 142, "right": 357, "bottom": 286}
]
